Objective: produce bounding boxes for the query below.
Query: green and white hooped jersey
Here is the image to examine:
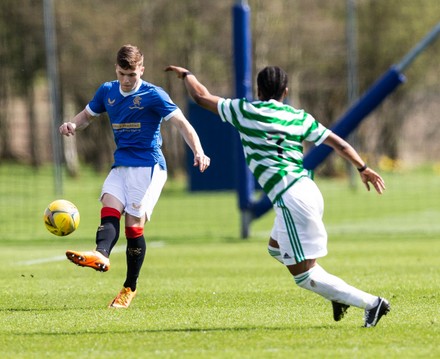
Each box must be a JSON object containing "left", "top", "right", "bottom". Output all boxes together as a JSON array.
[{"left": 218, "top": 98, "right": 331, "bottom": 203}]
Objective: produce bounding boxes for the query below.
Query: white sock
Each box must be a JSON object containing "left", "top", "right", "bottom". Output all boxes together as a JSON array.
[{"left": 294, "top": 264, "right": 378, "bottom": 309}]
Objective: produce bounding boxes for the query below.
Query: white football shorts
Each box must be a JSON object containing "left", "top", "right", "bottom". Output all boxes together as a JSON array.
[
  {"left": 101, "top": 164, "right": 167, "bottom": 220},
  {"left": 271, "top": 176, "right": 328, "bottom": 265}
]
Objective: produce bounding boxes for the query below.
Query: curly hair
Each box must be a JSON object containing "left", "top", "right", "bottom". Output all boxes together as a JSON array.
[{"left": 257, "top": 66, "right": 288, "bottom": 101}]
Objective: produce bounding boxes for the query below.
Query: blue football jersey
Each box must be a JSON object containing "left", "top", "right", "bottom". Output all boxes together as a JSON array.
[{"left": 86, "top": 80, "right": 181, "bottom": 169}]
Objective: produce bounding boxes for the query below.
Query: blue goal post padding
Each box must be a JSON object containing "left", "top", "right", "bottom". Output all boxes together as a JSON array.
[{"left": 303, "top": 66, "right": 406, "bottom": 170}]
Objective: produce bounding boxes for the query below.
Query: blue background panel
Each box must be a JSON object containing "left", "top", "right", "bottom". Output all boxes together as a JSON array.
[{"left": 186, "top": 102, "right": 238, "bottom": 191}]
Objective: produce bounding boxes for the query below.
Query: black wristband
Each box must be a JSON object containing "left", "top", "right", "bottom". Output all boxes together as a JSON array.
[
  {"left": 357, "top": 164, "right": 368, "bottom": 172},
  {"left": 182, "top": 71, "right": 192, "bottom": 79}
]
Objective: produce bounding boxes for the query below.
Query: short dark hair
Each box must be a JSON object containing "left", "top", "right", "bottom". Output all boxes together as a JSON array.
[
  {"left": 116, "top": 44, "right": 144, "bottom": 70},
  {"left": 257, "top": 66, "right": 288, "bottom": 101}
]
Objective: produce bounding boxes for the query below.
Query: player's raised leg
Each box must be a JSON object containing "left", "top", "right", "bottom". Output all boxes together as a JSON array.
[
  {"left": 65, "top": 249, "right": 110, "bottom": 272},
  {"left": 66, "top": 194, "right": 123, "bottom": 272}
]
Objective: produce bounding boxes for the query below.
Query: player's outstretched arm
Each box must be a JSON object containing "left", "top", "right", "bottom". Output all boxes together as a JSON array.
[
  {"left": 323, "top": 132, "right": 386, "bottom": 194},
  {"left": 59, "top": 109, "right": 92, "bottom": 137},
  {"left": 169, "top": 111, "right": 211, "bottom": 173},
  {"left": 165, "top": 66, "right": 221, "bottom": 115}
]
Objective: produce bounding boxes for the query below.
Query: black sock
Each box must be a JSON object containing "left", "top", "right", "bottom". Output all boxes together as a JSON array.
[
  {"left": 123, "top": 235, "right": 146, "bottom": 291},
  {"left": 95, "top": 216, "right": 120, "bottom": 257}
]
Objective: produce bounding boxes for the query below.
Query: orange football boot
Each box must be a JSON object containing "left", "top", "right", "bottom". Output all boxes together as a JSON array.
[{"left": 65, "top": 250, "right": 110, "bottom": 272}]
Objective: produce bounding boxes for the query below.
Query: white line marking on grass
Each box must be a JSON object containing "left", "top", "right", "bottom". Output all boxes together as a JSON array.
[
  {"left": 17, "top": 241, "right": 165, "bottom": 266},
  {"left": 19, "top": 255, "right": 67, "bottom": 266}
]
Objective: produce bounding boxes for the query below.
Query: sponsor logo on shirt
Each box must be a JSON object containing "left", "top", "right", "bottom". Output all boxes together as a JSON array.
[
  {"left": 107, "top": 98, "right": 116, "bottom": 106},
  {"left": 112, "top": 123, "right": 141, "bottom": 130}
]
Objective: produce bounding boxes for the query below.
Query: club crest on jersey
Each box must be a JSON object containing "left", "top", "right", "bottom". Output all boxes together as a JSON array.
[
  {"left": 107, "top": 98, "right": 116, "bottom": 106},
  {"left": 129, "top": 96, "right": 144, "bottom": 110}
]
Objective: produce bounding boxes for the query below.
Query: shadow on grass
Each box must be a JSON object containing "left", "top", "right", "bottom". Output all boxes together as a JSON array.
[{"left": 5, "top": 324, "right": 341, "bottom": 336}]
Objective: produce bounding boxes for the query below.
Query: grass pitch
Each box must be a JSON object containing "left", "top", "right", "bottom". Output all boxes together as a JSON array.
[{"left": 0, "top": 164, "right": 439, "bottom": 358}]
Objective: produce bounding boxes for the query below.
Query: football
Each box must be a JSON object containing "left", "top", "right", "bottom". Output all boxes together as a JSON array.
[{"left": 43, "top": 199, "right": 80, "bottom": 236}]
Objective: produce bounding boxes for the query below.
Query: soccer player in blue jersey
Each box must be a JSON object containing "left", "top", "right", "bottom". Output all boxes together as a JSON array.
[
  {"left": 166, "top": 65, "right": 390, "bottom": 327},
  {"left": 59, "top": 45, "right": 210, "bottom": 308}
]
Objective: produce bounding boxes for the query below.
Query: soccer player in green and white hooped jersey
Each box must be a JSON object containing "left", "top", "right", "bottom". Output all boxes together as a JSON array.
[{"left": 166, "top": 65, "right": 391, "bottom": 327}]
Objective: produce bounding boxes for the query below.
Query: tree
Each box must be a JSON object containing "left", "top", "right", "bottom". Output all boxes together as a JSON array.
[
  {"left": 0, "top": 0, "right": 46, "bottom": 166},
  {"left": 0, "top": 0, "right": 16, "bottom": 161},
  {"left": 1, "top": 0, "right": 439, "bottom": 174},
  {"left": 357, "top": 0, "right": 440, "bottom": 161}
]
